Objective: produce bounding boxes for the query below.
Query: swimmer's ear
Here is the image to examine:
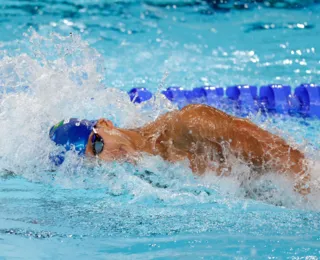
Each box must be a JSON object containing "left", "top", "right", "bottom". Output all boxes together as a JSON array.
[{"left": 96, "top": 118, "right": 114, "bottom": 129}]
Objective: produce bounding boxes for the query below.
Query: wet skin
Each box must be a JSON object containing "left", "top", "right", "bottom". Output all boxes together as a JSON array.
[{"left": 85, "top": 104, "right": 310, "bottom": 194}]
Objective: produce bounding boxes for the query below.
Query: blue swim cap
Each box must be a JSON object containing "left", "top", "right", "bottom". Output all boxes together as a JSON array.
[{"left": 49, "top": 118, "right": 97, "bottom": 165}]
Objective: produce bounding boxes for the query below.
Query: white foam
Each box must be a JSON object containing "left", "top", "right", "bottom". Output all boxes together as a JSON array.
[{"left": 0, "top": 30, "right": 319, "bottom": 210}]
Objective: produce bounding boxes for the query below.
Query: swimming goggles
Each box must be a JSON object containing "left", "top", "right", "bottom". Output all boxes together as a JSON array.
[{"left": 91, "top": 127, "right": 104, "bottom": 155}]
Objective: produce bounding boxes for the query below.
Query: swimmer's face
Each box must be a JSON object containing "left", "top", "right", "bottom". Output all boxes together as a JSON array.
[{"left": 85, "top": 118, "right": 134, "bottom": 161}]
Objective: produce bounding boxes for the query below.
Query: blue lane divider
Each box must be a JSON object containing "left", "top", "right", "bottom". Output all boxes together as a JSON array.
[
  {"left": 161, "top": 87, "right": 188, "bottom": 109},
  {"left": 259, "top": 84, "right": 291, "bottom": 113},
  {"left": 184, "top": 86, "right": 225, "bottom": 107},
  {"left": 202, "top": 86, "right": 224, "bottom": 106},
  {"left": 1, "top": 84, "right": 319, "bottom": 118},
  {"left": 128, "top": 87, "right": 153, "bottom": 103},
  {"left": 305, "top": 84, "right": 320, "bottom": 117},
  {"left": 294, "top": 84, "right": 310, "bottom": 115},
  {"left": 226, "top": 85, "right": 258, "bottom": 112},
  {"left": 161, "top": 86, "right": 225, "bottom": 109},
  {"left": 184, "top": 87, "right": 207, "bottom": 104},
  {"left": 129, "top": 84, "right": 320, "bottom": 118},
  {"left": 294, "top": 84, "right": 320, "bottom": 117}
]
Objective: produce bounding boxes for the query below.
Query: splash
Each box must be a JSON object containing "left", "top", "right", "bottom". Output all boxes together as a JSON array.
[
  {"left": 0, "top": 30, "right": 169, "bottom": 176},
  {"left": 0, "top": 30, "right": 319, "bottom": 210}
]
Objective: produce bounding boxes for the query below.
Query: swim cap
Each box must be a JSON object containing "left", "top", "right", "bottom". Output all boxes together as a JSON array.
[{"left": 49, "top": 118, "right": 97, "bottom": 155}]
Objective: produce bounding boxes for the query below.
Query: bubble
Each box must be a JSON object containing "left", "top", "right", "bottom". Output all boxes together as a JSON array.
[{"left": 0, "top": 30, "right": 319, "bottom": 210}]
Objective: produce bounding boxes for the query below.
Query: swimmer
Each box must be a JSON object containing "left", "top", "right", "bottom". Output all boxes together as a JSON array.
[{"left": 50, "top": 104, "right": 310, "bottom": 194}]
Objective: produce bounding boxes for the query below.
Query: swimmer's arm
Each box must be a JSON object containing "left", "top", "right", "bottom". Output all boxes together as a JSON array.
[
  {"left": 186, "top": 134, "right": 232, "bottom": 175},
  {"left": 266, "top": 143, "right": 310, "bottom": 195},
  {"left": 188, "top": 156, "right": 231, "bottom": 176},
  {"left": 231, "top": 118, "right": 310, "bottom": 194}
]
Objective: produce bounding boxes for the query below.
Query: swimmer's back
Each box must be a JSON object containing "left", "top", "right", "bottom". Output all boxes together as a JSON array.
[
  {"left": 179, "top": 104, "right": 306, "bottom": 173},
  {"left": 178, "top": 104, "right": 234, "bottom": 142}
]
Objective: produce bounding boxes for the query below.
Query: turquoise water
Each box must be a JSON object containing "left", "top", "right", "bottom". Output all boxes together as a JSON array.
[{"left": 1, "top": 1, "right": 320, "bottom": 259}]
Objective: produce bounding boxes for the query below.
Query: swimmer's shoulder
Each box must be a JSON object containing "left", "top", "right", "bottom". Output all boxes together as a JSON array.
[
  {"left": 180, "top": 104, "right": 211, "bottom": 112},
  {"left": 180, "top": 104, "right": 232, "bottom": 120}
]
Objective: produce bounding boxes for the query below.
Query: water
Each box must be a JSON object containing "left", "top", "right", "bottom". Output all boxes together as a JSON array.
[{"left": 0, "top": 1, "right": 320, "bottom": 259}]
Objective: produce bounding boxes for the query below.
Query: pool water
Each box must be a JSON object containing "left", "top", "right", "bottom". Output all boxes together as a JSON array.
[{"left": 0, "top": 0, "right": 320, "bottom": 259}]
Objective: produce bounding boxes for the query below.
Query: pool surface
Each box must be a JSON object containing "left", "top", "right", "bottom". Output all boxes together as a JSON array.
[{"left": 0, "top": 0, "right": 320, "bottom": 259}]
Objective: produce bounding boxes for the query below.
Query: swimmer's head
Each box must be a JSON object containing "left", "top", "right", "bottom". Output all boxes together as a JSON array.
[
  {"left": 49, "top": 118, "right": 138, "bottom": 166},
  {"left": 49, "top": 118, "right": 97, "bottom": 155}
]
